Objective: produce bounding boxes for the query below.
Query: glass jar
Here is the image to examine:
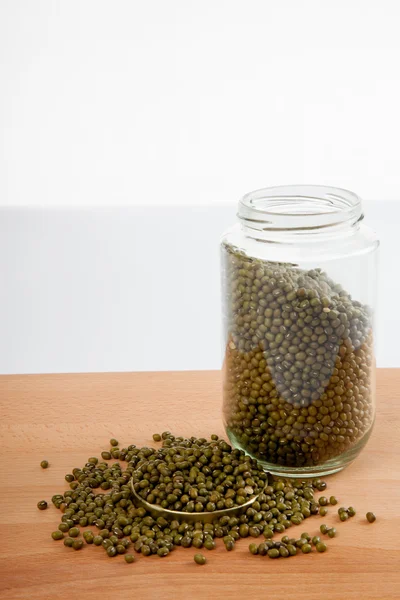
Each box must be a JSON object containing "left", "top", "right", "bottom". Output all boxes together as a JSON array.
[{"left": 221, "top": 185, "right": 379, "bottom": 477}]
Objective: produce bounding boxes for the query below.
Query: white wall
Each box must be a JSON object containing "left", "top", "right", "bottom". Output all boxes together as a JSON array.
[
  {"left": 0, "top": 201, "right": 397, "bottom": 374},
  {"left": 1, "top": 0, "right": 400, "bottom": 208}
]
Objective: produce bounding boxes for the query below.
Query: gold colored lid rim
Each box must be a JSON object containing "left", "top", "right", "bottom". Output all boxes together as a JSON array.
[{"left": 130, "top": 478, "right": 259, "bottom": 523}]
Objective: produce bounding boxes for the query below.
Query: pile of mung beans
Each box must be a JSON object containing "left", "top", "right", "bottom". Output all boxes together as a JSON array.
[
  {"left": 38, "top": 432, "right": 376, "bottom": 563},
  {"left": 221, "top": 244, "right": 374, "bottom": 470},
  {"left": 131, "top": 434, "right": 267, "bottom": 512}
]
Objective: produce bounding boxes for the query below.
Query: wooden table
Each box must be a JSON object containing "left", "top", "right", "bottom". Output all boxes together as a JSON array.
[{"left": 1, "top": 370, "right": 399, "bottom": 600}]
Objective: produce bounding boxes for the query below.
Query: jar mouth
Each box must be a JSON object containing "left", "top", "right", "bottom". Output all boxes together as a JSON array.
[{"left": 238, "top": 185, "right": 363, "bottom": 232}]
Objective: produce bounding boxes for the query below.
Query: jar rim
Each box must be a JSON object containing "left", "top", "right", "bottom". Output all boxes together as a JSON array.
[{"left": 238, "top": 185, "right": 363, "bottom": 232}]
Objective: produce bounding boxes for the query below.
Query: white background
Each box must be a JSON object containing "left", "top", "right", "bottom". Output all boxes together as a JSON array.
[
  {"left": 1, "top": 0, "right": 400, "bottom": 206},
  {"left": 0, "top": 201, "right": 398, "bottom": 374},
  {"left": 0, "top": 1, "right": 399, "bottom": 373}
]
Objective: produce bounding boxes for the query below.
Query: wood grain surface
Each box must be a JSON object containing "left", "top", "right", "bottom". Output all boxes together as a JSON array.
[{"left": 0, "top": 369, "right": 399, "bottom": 600}]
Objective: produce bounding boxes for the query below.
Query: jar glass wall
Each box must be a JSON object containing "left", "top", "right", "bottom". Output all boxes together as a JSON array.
[{"left": 221, "top": 186, "right": 379, "bottom": 477}]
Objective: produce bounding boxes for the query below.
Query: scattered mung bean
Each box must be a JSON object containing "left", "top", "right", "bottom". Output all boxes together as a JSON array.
[
  {"left": 327, "top": 528, "right": 337, "bottom": 538},
  {"left": 194, "top": 553, "right": 206, "bottom": 565},
  {"left": 124, "top": 554, "right": 134, "bottom": 563}
]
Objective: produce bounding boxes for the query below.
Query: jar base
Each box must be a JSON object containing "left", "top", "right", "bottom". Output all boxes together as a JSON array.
[{"left": 225, "top": 425, "right": 374, "bottom": 479}]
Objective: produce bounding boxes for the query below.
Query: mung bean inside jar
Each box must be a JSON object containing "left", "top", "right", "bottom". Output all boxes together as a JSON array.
[{"left": 220, "top": 185, "right": 379, "bottom": 477}]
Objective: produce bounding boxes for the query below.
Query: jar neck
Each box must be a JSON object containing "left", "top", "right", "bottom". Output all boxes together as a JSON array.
[{"left": 238, "top": 185, "right": 363, "bottom": 241}]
